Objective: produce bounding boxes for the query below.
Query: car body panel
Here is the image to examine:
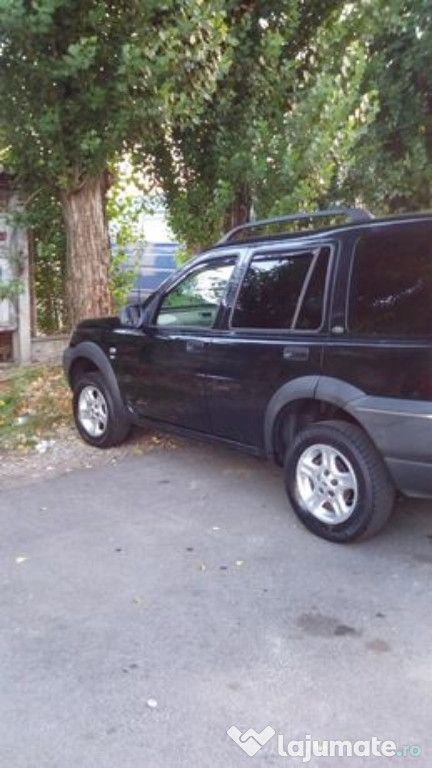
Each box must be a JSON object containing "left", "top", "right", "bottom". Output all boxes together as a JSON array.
[{"left": 110, "top": 327, "right": 211, "bottom": 431}]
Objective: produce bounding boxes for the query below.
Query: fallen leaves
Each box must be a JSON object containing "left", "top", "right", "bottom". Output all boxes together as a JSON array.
[{"left": 0, "top": 364, "right": 70, "bottom": 451}]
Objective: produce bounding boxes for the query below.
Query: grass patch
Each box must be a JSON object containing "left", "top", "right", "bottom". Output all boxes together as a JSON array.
[{"left": 0, "top": 365, "right": 71, "bottom": 452}]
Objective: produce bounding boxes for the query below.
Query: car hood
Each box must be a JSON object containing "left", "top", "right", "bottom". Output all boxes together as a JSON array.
[{"left": 77, "top": 316, "right": 123, "bottom": 331}]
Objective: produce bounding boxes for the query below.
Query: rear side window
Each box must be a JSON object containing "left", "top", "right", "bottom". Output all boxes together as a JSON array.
[
  {"left": 349, "top": 226, "right": 432, "bottom": 336},
  {"left": 231, "top": 248, "right": 329, "bottom": 330}
]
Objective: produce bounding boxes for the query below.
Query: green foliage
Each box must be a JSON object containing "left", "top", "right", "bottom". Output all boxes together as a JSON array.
[
  {"left": 175, "top": 247, "right": 193, "bottom": 267},
  {"left": 256, "top": 7, "right": 378, "bottom": 217},
  {"left": 13, "top": 190, "right": 67, "bottom": 333},
  {"left": 150, "top": 0, "right": 432, "bottom": 252},
  {"left": 2, "top": 0, "right": 430, "bottom": 318},
  {"left": 106, "top": 163, "right": 148, "bottom": 310},
  {"left": 0, "top": 278, "right": 23, "bottom": 302},
  {"left": 109, "top": 250, "right": 138, "bottom": 312},
  {"left": 0, "top": 0, "right": 231, "bottom": 322},
  {"left": 148, "top": 0, "right": 348, "bottom": 253},
  {"left": 0, "top": 0, "right": 230, "bottom": 189},
  {"left": 35, "top": 236, "right": 67, "bottom": 333},
  {"left": 341, "top": 0, "right": 432, "bottom": 212}
]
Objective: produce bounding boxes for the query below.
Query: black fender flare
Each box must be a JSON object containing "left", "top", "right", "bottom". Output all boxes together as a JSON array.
[
  {"left": 264, "top": 375, "right": 365, "bottom": 458},
  {"left": 63, "top": 341, "right": 126, "bottom": 415}
]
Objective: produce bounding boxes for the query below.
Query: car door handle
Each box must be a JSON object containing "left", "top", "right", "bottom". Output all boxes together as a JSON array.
[
  {"left": 283, "top": 345, "right": 310, "bottom": 361},
  {"left": 186, "top": 339, "right": 206, "bottom": 352}
]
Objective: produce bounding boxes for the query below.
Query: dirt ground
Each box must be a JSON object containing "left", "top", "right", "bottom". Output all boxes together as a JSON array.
[
  {"left": 0, "top": 425, "right": 178, "bottom": 491},
  {"left": 0, "top": 363, "right": 179, "bottom": 490}
]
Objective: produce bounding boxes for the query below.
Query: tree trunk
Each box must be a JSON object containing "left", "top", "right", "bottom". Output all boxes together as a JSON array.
[
  {"left": 224, "top": 182, "right": 252, "bottom": 233},
  {"left": 61, "top": 176, "right": 112, "bottom": 328}
]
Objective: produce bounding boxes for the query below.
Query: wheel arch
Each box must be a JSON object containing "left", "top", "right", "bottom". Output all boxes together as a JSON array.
[
  {"left": 63, "top": 341, "right": 126, "bottom": 414},
  {"left": 265, "top": 376, "right": 369, "bottom": 465}
]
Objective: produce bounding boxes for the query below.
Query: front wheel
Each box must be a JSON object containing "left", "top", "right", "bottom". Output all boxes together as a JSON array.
[
  {"left": 72, "top": 371, "right": 131, "bottom": 448},
  {"left": 284, "top": 420, "right": 395, "bottom": 543}
]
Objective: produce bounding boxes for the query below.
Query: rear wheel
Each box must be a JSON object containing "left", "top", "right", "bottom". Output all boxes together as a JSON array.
[
  {"left": 72, "top": 371, "right": 131, "bottom": 448},
  {"left": 284, "top": 420, "right": 395, "bottom": 542}
]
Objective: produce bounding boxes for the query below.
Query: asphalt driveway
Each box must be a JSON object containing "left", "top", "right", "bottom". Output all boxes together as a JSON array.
[{"left": 0, "top": 440, "right": 431, "bottom": 767}]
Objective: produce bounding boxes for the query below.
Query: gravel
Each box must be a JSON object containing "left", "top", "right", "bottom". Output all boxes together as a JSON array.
[{"left": 0, "top": 426, "right": 179, "bottom": 491}]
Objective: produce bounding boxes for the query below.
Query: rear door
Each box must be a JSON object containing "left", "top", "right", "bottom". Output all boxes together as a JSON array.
[{"left": 205, "top": 242, "right": 334, "bottom": 448}]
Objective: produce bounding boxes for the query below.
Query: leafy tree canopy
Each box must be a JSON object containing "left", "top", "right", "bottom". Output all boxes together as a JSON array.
[
  {"left": 341, "top": 0, "right": 432, "bottom": 212},
  {"left": 0, "top": 0, "right": 231, "bottom": 324},
  {"left": 145, "top": 0, "right": 349, "bottom": 250},
  {"left": 0, "top": 0, "right": 229, "bottom": 188}
]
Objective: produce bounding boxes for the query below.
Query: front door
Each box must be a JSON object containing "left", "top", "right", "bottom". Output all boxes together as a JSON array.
[{"left": 114, "top": 255, "right": 238, "bottom": 431}]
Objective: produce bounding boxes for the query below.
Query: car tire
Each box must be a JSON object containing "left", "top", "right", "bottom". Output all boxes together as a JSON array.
[
  {"left": 72, "top": 371, "right": 131, "bottom": 448},
  {"left": 284, "top": 419, "right": 395, "bottom": 543}
]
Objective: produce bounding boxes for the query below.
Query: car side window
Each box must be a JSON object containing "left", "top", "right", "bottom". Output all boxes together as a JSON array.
[
  {"left": 295, "top": 247, "right": 330, "bottom": 330},
  {"left": 155, "top": 259, "right": 236, "bottom": 328},
  {"left": 349, "top": 225, "right": 432, "bottom": 336},
  {"left": 231, "top": 248, "right": 329, "bottom": 330}
]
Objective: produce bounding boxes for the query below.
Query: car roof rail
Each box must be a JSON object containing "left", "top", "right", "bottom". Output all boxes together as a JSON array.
[{"left": 217, "top": 207, "right": 374, "bottom": 245}]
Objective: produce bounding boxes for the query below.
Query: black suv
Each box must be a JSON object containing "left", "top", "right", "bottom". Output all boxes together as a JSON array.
[{"left": 64, "top": 208, "right": 432, "bottom": 543}]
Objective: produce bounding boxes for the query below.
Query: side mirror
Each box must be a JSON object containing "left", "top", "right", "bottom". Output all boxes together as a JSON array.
[{"left": 120, "top": 303, "right": 143, "bottom": 327}]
